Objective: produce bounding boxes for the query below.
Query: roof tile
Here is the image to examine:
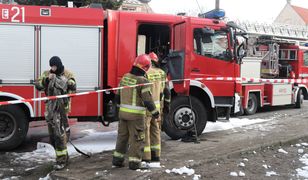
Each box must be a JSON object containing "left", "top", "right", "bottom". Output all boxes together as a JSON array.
[{"left": 292, "top": 5, "right": 308, "bottom": 24}]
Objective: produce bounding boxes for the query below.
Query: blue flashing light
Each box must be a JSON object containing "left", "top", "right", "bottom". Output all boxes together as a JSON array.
[
  {"left": 305, "top": 43, "right": 308, "bottom": 47},
  {"left": 199, "top": 9, "right": 225, "bottom": 20}
]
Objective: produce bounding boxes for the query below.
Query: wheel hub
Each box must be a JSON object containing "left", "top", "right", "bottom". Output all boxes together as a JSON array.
[
  {"left": 174, "top": 107, "right": 195, "bottom": 129},
  {"left": 0, "top": 113, "right": 15, "bottom": 140}
]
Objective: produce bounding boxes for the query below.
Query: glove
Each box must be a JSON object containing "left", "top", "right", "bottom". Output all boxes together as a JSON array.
[
  {"left": 152, "top": 110, "right": 160, "bottom": 119},
  {"left": 43, "top": 77, "right": 50, "bottom": 87},
  {"left": 67, "top": 79, "right": 76, "bottom": 91}
]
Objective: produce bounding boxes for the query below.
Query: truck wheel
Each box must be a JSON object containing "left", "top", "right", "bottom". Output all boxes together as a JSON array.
[
  {"left": 295, "top": 89, "right": 303, "bottom": 108},
  {"left": 0, "top": 105, "right": 29, "bottom": 150},
  {"left": 162, "top": 96, "right": 207, "bottom": 140},
  {"left": 244, "top": 93, "right": 258, "bottom": 115}
]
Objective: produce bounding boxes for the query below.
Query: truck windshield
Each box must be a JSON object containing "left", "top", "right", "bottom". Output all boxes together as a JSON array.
[{"left": 194, "top": 29, "right": 228, "bottom": 61}]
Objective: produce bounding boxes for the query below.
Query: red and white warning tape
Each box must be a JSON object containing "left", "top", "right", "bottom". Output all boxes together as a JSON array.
[{"left": 0, "top": 77, "right": 307, "bottom": 106}]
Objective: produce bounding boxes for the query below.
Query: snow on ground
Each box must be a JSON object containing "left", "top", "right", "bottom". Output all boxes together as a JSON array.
[
  {"left": 67, "top": 130, "right": 117, "bottom": 157},
  {"left": 278, "top": 148, "right": 288, "bottom": 154},
  {"left": 193, "top": 174, "right": 201, "bottom": 180},
  {"left": 230, "top": 163, "right": 246, "bottom": 177},
  {"left": 12, "top": 142, "right": 55, "bottom": 164},
  {"left": 238, "top": 162, "right": 245, "bottom": 167},
  {"left": 229, "top": 171, "right": 238, "bottom": 176},
  {"left": 165, "top": 166, "right": 199, "bottom": 178},
  {"left": 296, "top": 150, "right": 308, "bottom": 179},
  {"left": 38, "top": 173, "right": 51, "bottom": 180},
  {"left": 265, "top": 171, "right": 279, "bottom": 176},
  {"left": 166, "top": 166, "right": 195, "bottom": 176},
  {"left": 302, "top": 143, "right": 308, "bottom": 147},
  {"left": 243, "top": 158, "right": 249, "bottom": 162},
  {"left": 263, "top": 164, "right": 269, "bottom": 169},
  {"left": 203, "top": 117, "right": 272, "bottom": 133},
  {"left": 10, "top": 117, "right": 272, "bottom": 165},
  {"left": 12, "top": 130, "right": 117, "bottom": 164},
  {"left": 238, "top": 171, "right": 245, "bottom": 177}
]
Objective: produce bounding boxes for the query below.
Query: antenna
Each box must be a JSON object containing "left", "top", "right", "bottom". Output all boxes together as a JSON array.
[{"left": 195, "top": 0, "right": 202, "bottom": 13}]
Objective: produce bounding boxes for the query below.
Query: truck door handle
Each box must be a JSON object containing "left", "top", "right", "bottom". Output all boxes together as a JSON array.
[{"left": 192, "top": 68, "right": 200, "bottom": 72}]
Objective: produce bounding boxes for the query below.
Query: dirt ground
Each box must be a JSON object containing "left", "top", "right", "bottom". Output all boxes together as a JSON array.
[
  {"left": 50, "top": 107, "right": 308, "bottom": 180},
  {"left": 1, "top": 104, "right": 308, "bottom": 180},
  {"left": 49, "top": 136, "right": 308, "bottom": 180},
  {"left": 192, "top": 138, "right": 308, "bottom": 180}
]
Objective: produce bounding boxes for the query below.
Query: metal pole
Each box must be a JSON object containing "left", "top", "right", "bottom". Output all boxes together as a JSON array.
[{"left": 215, "top": 0, "right": 220, "bottom": 10}]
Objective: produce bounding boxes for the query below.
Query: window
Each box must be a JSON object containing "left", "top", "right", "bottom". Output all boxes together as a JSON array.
[
  {"left": 137, "top": 24, "right": 171, "bottom": 58},
  {"left": 193, "top": 28, "right": 228, "bottom": 60},
  {"left": 279, "top": 49, "right": 297, "bottom": 60},
  {"left": 304, "top": 51, "right": 308, "bottom": 66}
]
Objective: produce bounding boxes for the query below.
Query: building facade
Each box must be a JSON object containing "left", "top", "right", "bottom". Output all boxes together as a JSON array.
[
  {"left": 275, "top": 0, "right": 308, "bottom": 26},
  {"left": 119, "top": 0, "right": 153, "bottom": 13}
]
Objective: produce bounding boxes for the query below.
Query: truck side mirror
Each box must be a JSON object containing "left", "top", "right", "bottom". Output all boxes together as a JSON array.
[{"left": 237, "top": 43, "right": 246, "bottom": 64}]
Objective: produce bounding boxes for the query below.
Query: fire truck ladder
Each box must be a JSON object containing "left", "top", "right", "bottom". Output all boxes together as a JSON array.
[
  {"left": 236, "top": 21, "right": 308, "bottom": 78},
  {"left": 236, "top": 21, "right": 308, "bottom": 41}
]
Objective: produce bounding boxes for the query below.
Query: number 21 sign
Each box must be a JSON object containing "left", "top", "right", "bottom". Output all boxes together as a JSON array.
[{"left": 1, "top": 7, "right": 25, "bottom": 23}]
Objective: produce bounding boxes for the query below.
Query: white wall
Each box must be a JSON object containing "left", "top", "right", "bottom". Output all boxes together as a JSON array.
[{"left": 274, "top": 4, "right": 306, "bottom": 26}]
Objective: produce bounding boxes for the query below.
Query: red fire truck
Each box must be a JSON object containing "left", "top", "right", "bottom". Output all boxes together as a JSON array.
[{"left": 0, "top": 4, "right": 307, "bottom": 149}]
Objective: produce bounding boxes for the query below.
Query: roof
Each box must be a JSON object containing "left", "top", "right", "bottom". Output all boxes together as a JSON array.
[{"left": 292, "top": 5, "right": 308, "bottom": 24}]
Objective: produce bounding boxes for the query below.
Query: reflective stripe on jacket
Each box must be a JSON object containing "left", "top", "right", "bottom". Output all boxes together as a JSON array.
[{"left": 119, "top": 73, "right": 155, "bottom": 120}]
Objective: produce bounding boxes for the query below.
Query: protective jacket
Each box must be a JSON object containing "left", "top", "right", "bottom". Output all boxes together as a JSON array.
[
  {"left": 35, "top": 69, "right": 76, "bottom": 113},
  {"left": 118, "top": 67, "right": 158, "bottom": 120}
]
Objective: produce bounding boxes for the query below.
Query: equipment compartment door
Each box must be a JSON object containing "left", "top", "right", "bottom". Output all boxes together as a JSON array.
[
  {"left": 0, "top": 25, "right": 35, "bottom": 84},
  {"left": 40, "top": 26, "right": 101, "bottom": 116}
]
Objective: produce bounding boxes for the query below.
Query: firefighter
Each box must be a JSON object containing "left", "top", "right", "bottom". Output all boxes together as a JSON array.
[
  {"left": 112, "top": 54, "right": 159, "bottom": 170},
  {"left": 35, "top": 56, "right": 76, "bottom": 170},
  {"left": 143, "top": 52, "right": 171, "bottom": 163}
]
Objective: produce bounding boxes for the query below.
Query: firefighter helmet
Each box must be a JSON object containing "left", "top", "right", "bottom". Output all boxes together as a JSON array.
[
  {"left": 148, "top": 52, "right": 159, "bottom": 63},
  {"left": 133, "top": 54, "right": 151, "bottom": 71}
]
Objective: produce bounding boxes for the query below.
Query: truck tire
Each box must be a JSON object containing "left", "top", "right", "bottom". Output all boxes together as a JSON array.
[
  {"left": 244, "top": 93, "right": 258, "bottom": 115},
  {"left": 162, "top": 96, "right": 207, "bottom": 140},
  {"left": 295, "top": 89, "right": 303, "bottom": 108},
  {"left": 0, "top": 105, "right": 29, "bottom": 150}
]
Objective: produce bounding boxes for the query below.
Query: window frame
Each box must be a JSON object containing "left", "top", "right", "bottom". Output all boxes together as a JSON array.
[{"left": 193, "top": 28, "right": 230, "bottom": 61}]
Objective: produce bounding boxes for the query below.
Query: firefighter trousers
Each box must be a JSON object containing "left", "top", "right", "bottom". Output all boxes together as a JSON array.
[
  {"left": 113, "top": 118, "right": 145, "bottom": 166},
  {"left": 46, "top": 107, "right": 68, "bottom": 164},
  {"left": 143, "top": 116, "right": 161, "bottom": 161}
]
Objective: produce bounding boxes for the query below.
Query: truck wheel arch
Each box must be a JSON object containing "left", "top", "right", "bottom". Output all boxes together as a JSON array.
[
  {"left": 189, "top": 80, "right": 215, "bottom": 108},
  {"left": 0, "top": 92, "right": 34, "bottom": 118},
  {"left": 169, "top": 80, "right": 216, "bottom": 122},
  {"left": 243, "top": 90, "right": 262, "bottom": 109},
  {"left": 168, "top": 80, "right": 215, "bottom": 108},
  {"left": 298, "top": 84, "right": 308, "bottom": 100},
  {"left": 0, "top": 92, "right": 32, "bottom": 150}
]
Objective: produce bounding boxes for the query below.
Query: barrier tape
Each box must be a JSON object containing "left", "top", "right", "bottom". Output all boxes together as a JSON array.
[{"left": 0, "top": 77, "right": 307, "bottom": 106}]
